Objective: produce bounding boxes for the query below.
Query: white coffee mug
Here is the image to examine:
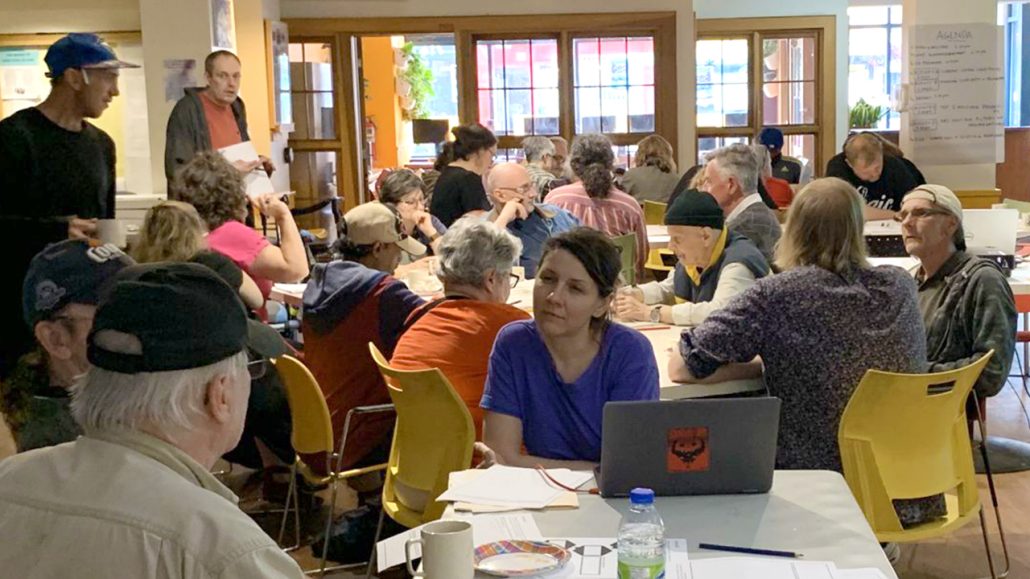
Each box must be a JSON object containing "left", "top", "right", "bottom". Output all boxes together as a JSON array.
[
  {"left": 96, "top": 219, "right": 126, "bottom": 248},
  {"left": 405, "top": 520, "right": 474, "bottom": 579}
]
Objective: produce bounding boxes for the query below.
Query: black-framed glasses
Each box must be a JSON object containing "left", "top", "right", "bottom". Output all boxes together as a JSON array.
[
  {"left": 247, "top": 358, "right": 268, "bottom": 380},
  {"left": 510, "top": 273, "right": 520, "bottom": 288}
]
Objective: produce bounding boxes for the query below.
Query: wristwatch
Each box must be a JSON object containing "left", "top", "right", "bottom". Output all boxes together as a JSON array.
[
  {"left": 427, "top": 231, "right": 441, "bottom": 242},
  {"left": 649, "top": 305, "right": 662, "bottom": 323}
]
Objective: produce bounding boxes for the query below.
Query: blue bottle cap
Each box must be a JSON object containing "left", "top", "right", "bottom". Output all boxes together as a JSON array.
[{"left": 629, "top": 488, "right": 655, "bottom": 504}]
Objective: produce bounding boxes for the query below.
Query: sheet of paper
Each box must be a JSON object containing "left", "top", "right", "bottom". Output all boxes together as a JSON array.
[
  {"left": 501, "top": 538, "right": 689, "bottom": 579},
  {"left": 272, "top": 282, "right": 307, "bottom": 295},
  {"left": 376, "top": 513, "right": 543, "bottom": 572},
  {"left": 833, "top": 569, "right": 889, "bottom": 579},
  {"left": 448, "top": 469, "right": 579, "bottom": 512},
  {"left": 438, "top": 465, "right": 592, "bottom": 509},
  {"left": 690, "top": 557, "right": 838, "bottom": 579},
  {"left": 218, "top": 141, "right": 275, "bottom": 199}
]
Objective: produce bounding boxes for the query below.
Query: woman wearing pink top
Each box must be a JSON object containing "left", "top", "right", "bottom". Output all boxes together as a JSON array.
[
  {"left": 172, "top": 151, "right": 308, "bottom": 308},
  {"left": 545, "top": 134, "right": 648, "bottom": 275}
]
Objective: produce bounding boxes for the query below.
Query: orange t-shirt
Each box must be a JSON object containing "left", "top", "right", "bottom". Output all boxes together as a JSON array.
[
  {"left": 390, "top": 299, "right": 531, "bottom": 439},
  {"left": 200, "top": 90, "right": 243, "bottom": 150},
  {"left": 763, "top": 176, "right": 794, "bottom": 208}
]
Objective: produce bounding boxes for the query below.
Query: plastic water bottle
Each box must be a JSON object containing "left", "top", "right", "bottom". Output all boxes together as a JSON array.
[{"left": 617, "top": 487, "right": 665, "bottom": 579}]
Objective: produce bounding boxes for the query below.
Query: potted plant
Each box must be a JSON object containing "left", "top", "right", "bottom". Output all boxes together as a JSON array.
[
  {"left": 849, "top": 98, "right": 887, "bottom": 129},
  {"left": 397, "top": 42, "right": 434, "bottom": 121}
]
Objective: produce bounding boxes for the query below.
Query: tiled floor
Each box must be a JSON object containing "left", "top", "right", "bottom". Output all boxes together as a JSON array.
[{"left": 2, "top": 378, "right": 1029, "bottom": 578}]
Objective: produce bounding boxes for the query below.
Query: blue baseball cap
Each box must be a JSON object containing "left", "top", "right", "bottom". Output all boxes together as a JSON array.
[
  {"left": 44, "top": 33, "right": 139, "bottom": 79},
  {"left": 22, "top": 239, "right": 135, "bottom": 328},
  {"left": 758, "top": 127, "right": 784, "bottom": 150}
]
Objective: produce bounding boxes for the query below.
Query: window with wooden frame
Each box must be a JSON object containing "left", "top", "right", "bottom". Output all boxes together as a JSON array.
[{"left": 695, "top": 17, "right": 836, "bottom": 177}]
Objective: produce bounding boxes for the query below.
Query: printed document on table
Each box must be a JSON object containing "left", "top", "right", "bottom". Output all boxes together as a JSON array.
[
  {"left": 376, "top": 513, "right": 542, "bottom": 572},
  {"left": 438, "top": 465, "right": 592, "bottom": 509},
  {"left": 218, "top": 141, "right": 275, "bottom": 199},
  {"left": 690, "top": 557, "right": 839, "bottom": 579}
]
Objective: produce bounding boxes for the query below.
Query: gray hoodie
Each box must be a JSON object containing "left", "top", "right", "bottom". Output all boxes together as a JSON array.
[{"left": 164, "top": 87, "right": 250, "bottom": 186}]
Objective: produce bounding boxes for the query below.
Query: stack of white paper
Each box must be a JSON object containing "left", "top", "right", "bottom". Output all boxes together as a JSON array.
[
  {"left": 218, "top": 141, "right": 276, "bottom": 199},
  {"left": 437, "top": 465, "right": 593, "bottom": 509},
  {"left": 689, "top": 557, "right": 891, "bottom": 579}
]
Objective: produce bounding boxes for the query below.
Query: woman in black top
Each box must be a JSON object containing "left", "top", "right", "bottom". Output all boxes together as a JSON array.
[{"left": 429, "top": 123, "right": 497, "bottom": 227}]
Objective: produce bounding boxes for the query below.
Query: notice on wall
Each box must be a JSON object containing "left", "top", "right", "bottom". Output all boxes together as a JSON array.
[{"left": 908, "top": 23, "right": 1004, "bottom": 165}]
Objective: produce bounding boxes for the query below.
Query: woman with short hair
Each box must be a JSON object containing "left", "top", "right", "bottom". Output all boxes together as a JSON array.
[
  {"left": 670, "top": 177, "right": 926, "bottom": 472},
  {"left": 173, "top": 151, "right": 308, "bottom": 308},
  {"left": 545, "top": 134, "right": 649, "bottom": 275},
  {"left": 377, "top": 169, "right": 446, "bottom": 255},
  {"left": 391, "top": 217, "right": 530, "bottom": 437},
  {"left": 621, "top": 134, "right": 680, "bottom": 203},
  {"left": 429, "top": 123, "right": 498, "bottom": 227},
  {"left": 481, "top": 228, "right": 659, "bottom": 470}
]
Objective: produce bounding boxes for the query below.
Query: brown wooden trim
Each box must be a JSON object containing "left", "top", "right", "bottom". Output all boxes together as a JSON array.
[
  {"left": 558, "top": 30, "right": 575, "bottom": 141},
  {"left": 655, "top": 15, "right": 678, "bottom": 160},
  {"left": 285, "top": 12, "right": 676, "bottom": 37},
  {"left": 696, "top": 16, "right": 836, "bottom": 35},
  {"left": 0, "top": 31, "right": 142, "bottom": 47},
  {"left": 456, "top": 30, "right": 476, "bottom": 125},
  {"left": 335, "top": 35, "right": 361, "bottom": 210},
  {"left": 289, "top": 140, "right": 345, "bottom": 151}
]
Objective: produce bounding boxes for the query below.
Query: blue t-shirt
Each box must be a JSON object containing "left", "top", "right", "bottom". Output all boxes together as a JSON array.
[
  {"left": 505, "top": 203, "right": 580, "bottom": 279},
  {"left": 480, "top": 320, "right": 659, "bottom": 462}
]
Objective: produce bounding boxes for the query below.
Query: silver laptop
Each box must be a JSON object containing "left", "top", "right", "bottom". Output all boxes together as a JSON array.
[
  {"left": 598, "top": 398, "right": 781, "bottom": 497},
  {"left": 962, "top": 209, "right": 1019, "bottom": 254}
]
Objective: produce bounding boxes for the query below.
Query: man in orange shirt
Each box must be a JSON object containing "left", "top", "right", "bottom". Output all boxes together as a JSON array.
[
  {"left": 391, "top": 217, "right": 530, "bottom": 438},
  {"left": 164, "top": 51, "right": 273, "bottom": 188}
]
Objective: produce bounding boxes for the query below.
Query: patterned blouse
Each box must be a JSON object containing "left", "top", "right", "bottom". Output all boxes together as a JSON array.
[{"left": 680, "top": 264, "right": 927, "bottom": 471}]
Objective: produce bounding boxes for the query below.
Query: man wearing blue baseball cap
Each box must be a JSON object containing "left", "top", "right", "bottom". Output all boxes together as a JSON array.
[
  {"left": 0, "top": 33, "right": 137, "bottom": 379},
  {"left": 758, "top": 127, "right": 803, "bottom": 184}
]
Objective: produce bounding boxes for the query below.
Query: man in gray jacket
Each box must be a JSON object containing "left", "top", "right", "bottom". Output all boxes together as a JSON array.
[
  {"left": 703, "top": 143, "right": 782, "bottom": 265},
  {"left": 901, "top": 184, "right": 1016, "bottom": 399},
  {"left": 164, "top": 50, "right": 271, "bottom": 188}
]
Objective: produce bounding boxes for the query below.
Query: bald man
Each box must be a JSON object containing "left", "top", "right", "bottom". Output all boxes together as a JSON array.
[
  {"left": 826, "top": 132, "right": 921, "bottom": 220},
  {"left": 486, "top": 163, "right": 580, "bottom": 278}
]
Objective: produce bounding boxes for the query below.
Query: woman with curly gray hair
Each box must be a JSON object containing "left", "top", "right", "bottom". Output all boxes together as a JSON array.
[
  {"left": 390, "top": 216, "right": 530, "bottom": 436},
  {"left": 545, "top": 134, "right": 648, "bottom": 274},
  {"left": 173, "top": 151, "right": 308, "bottom": 311}
]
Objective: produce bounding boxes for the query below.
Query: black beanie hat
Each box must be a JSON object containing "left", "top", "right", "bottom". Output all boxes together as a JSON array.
[{"left": 664, "top": 189, "right": 724, "bottom": 229}]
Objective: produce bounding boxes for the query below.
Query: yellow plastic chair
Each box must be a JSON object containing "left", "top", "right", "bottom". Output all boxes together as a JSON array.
[
  {"left": 273, "top": 355, "right": 393, "bottom": 577},
  {"left": 838, "top": 351, "right": 1009, "bottom": 578},
  {"left": 365, "top": 343, "right": 475, "bottom": 578},
  {"left": 610, "top": 233, "right": 636, "bottom": 286},
  {"left": 643, "top": 200, "right": 667, "bottom": 225},
  {"left": 645, "top": 248, "right": 675, "bottom": 280}
]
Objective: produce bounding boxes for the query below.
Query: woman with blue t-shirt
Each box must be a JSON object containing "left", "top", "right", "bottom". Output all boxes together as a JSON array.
[{"left": 480, "top": 228, "right": 660, "bottom": 470}]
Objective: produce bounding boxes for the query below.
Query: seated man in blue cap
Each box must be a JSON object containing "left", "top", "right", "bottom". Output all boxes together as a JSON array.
[
  {"left": 614, "top": 189, "right": 769, "bottom": 326},
  {"left": 0, "top": 240, "right": 133, "bottom": 452},
  {"left": 758, "top": 127, "right": 804, "bottom": 184},
  {"left": 0, "top": 262, "right": 304, "bottom": 577},
  {"left": 0, "top": 33, "right": 138, "bottom": 379}
]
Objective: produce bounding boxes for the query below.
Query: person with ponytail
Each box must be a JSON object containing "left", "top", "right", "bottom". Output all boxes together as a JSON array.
[
  {"left": 428, "top": 123, "right": 497, "bottom": 227},
  {"left": 544, "top": 134, "right": 648, "bottom": 275}
]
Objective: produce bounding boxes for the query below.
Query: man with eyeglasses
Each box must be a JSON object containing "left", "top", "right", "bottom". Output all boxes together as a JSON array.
[
  {"left": 486, "top": 163, "right": 580, "bottom": 278},
  {"left": 165, "top": 50, "right": 274, "bottom": 188},
  {"left": 0, "top": 33, "right": 137, "bottom": 380},
  {"left": 0, "top": 240, "right": 132, "bottom": 452},
  {"left": 0, "top": 262, "right": 304, "bottom": 578},
  {"left": 901, "top": 185, "right": 1015, "bottom": 402}
]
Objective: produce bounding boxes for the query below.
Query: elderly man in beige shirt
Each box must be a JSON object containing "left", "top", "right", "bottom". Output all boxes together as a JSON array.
[{"left": 0, "top": 262, "right": 302, "bottom": 578}]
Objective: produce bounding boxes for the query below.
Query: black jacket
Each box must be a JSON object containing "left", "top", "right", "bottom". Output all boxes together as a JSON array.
[{"left": 164, "top": 87, "right": 250, "bottom": 187}]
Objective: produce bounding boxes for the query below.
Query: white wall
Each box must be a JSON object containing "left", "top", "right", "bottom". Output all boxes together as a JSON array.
[
  {"left": 0, "top": 0, "right": 139, "bottom": 34},
  {"left": 694, "top": 0, "right": 851, "bottom": 150},
  {"left": 281, "top": 0, "right": 697, "bottom": 168}
]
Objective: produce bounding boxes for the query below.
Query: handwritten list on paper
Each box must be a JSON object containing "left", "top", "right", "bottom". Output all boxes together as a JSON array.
[{"left": 908, "top": 23, "right": 1004, "bottom": 165}]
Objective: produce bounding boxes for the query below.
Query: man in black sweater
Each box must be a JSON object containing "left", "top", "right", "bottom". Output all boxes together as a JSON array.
[
  {"left": 826, "top": 132, "right": 921, "bottom": 220},
  {"left": 0, "top": 33, "right": 136, "bottom": 378}
]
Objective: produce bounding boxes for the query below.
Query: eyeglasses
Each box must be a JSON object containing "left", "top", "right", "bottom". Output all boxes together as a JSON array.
[
  {"left": 510, "top": 273, "right": 521, "bottom": 288},
  {"left": 495, "top": 183, "right": 534, "bottom": 196},
  {"left": 894, "top": 208, "right": 951, "bottom": 222},
  {"left": 247, "top": 358, "right": 268, "bottom": 380}
]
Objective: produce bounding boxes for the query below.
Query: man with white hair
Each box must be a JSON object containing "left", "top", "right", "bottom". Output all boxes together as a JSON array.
[
  {"left": 703, "top": 143, "right": 782, "bottom": 264},
  {"left": 486, "top": 162, "right": 579, "bottom": 278},
  {"left": 0, "top": 263, "right": 303, "bottom": 578},
  {"left": 901, "top": 185, "right": 1016, "bottom": 401},
  {"left": 522, "top": 136, "right": 560, "bottom": 195}
]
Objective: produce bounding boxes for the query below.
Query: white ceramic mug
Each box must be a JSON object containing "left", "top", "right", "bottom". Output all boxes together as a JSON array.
[
  {"left": 405, "top": 520, "right": 474, "bottom": 579},
  {"left": 96, "top": 219, "right": 126, "bottom": 248}
]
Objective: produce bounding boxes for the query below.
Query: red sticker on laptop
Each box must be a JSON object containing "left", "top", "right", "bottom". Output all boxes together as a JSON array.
[{"left": 666, "top": 427, "right": 710, "bottom": 473}]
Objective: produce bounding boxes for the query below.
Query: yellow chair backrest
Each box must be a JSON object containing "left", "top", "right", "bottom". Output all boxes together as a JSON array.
[
  {"left": 645, "top": 248, "right": 674, "bottom": 273},
  {"left": 643, "top": 200, "right": 666, "bottom": 225},
  {"left": 838, "top": 351, "right": 993, "bottom": 539},
  {"left": 369, "top": 343, "right": 475, "bottom": 527},
  {"left": 610, "top": 233, "right": 636, "bottom": 285},
  {"left": 273, "top": 355, "right": 335, "bottom": 456}
]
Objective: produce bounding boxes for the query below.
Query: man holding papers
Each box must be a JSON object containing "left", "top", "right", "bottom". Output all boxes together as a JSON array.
[{"left": 164, "top": 50, "right": 273, "bottom": 187}]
